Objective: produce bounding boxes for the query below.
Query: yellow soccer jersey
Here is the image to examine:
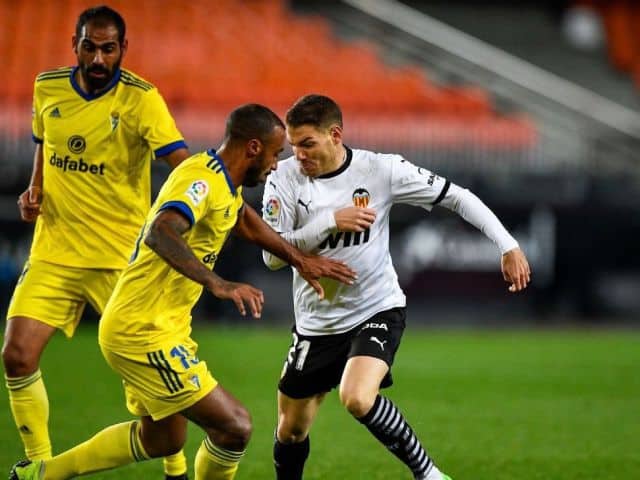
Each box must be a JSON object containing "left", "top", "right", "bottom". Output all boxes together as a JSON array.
[
  {"left": 99, "top": 150, "right": 244, "bottom": 351},
  {"left": 31, "top": 66, "right": 186, "bottom": 269}
]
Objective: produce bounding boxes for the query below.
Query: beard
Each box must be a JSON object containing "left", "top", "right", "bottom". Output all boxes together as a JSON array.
[
  {"left": 243, "top": 163, "right": 263, "bottom": 187},
  {"left": 81, "top": 59, "right": 120, "bottom": 92}
]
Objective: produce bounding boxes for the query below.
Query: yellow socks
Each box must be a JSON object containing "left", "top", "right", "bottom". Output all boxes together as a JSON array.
[
  {"left": 43, "top": 421, "right": 149, "bottom": 478},
  {"left": 6, "top": 370, "right": 52, "bottom": 460},
  {"left": 194, "top": 437, "right": 245, "bottom": 480},
  {"left": 164, "top": 450, "right": 188, "bottom": 477}
]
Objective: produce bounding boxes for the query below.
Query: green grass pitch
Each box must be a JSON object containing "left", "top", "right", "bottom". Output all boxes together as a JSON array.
[{"left": 1, "top": 326, "right": 638, "bottom": 479}]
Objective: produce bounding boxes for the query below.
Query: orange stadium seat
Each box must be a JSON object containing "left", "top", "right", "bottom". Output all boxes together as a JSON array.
[{"left": 0, "top": 0, "right": 537, "bottom": 150}]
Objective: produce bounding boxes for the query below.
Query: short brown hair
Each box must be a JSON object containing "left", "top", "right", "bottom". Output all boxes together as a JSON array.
[{"left": 286, "top": 94, "right": 343, "bottom": 130}]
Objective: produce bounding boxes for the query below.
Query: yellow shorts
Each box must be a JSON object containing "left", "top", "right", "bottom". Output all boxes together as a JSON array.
[
  {"left": 101, "top": 337, "right": 218, "bottom": 421},
  {"left": 7, "top": 260, "right": 121, "bottom": 338}
]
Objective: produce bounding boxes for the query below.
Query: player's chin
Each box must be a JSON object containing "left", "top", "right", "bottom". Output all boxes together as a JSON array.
[{"left": 299, "top": 165, "right": 315, "bottom": 177}]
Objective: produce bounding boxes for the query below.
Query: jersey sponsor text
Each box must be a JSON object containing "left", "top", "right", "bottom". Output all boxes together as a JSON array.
[{"left": 49, "top": 152, "right": 105, "bottom": 175}]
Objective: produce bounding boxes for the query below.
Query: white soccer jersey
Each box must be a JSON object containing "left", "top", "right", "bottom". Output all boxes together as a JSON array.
[{"left": 262, "top": 147, "right": 451, "bottom": 335}]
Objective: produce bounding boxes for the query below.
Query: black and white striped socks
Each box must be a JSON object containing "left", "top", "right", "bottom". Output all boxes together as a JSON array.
[{"left": 359, "top": 395, "right": 436, "bottom": 480}]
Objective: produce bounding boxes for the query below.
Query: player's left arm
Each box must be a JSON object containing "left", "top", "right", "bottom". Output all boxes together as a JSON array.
[
  {"left": 390, "top": 155, "right": 530, "bottom": 292},
  {"left": 438, "top": 185, "right": 531, "bottom": 292},
  {"left": 157, "top": 147, "right": 190, "bottom": 169},
  {"left": 234, "top": 204, "right": 357, "bottom": 296},
  {"left": 139, "top": 88, "right": 189, "bottom": 169}
]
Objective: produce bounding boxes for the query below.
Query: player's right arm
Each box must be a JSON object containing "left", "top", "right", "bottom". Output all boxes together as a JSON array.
[
  {"left": 19, "top": 78, "right": 46, "bottom": 222},
  {"left": 144, "top": 208, "right": 264, "bottom": 318},
  {"left": 261, "top": 169, "right": 374, "bottom": 269},
  {"left": 17, "top": 144, "right": 43, "bottom": 222}
]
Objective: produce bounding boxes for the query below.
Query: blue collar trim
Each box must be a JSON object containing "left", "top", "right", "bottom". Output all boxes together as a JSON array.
[{"left": 70, "top": 66, "right": 121, "bottom": 101}]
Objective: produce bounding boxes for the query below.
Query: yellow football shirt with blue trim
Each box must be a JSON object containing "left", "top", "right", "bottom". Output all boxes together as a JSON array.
[
  {"left": 31, "top": 66, "right": 186, "bottom": 269},
  {"left": 99, "top": 150, "right": 244, "bottom": 352}
]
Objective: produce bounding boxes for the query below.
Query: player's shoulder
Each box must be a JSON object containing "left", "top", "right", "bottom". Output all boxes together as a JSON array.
[
  {"left": 174, "top": 150, "right": 211, "bottom": 173},
  {"left": 352, "top": 147, "right": 401, "bottom": 164},
  {"left": 350, "top": 147, "right": 401, "bottom": 178},
  {"left": 176, "top": 150, "right": 228, "bottom": 183},
  {"left": 119, "top": 68, "right": 156, "bottom": 93},
  {"left": 35, "top": 66, "right": 73, "bottom": 83},
  {"left": 34, "top": 67, "right": 74, "bottom": 94}
]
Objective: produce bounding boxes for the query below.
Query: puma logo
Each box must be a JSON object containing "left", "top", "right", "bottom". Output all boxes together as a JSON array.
[
  {"left": 297, "top": 199, "right": 311, "bottom": 214},
  {"left": 370, "top": 336, "right": 387, "bottom": 351}
]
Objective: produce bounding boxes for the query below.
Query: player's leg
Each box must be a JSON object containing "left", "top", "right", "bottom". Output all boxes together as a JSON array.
[
  {"left": 2, "top": 317, "right": 56, "bottom": 460},
  {"left": 273, "top": 327, "right": 350, "bottom": 479},
  {"left": 182, "top": 384, "right": 252, "bottom": 480},
  {"left": 101, "top": 338, "right": 244, "bottom": 479},
  {"left": 274, "top": 391, "right": 325, "bottom": 480},
  {"left": 341, "top": 308, "right": 447, "bottom": 480},
  {"left": 86, "top": 268, "right": 189, "bottom": 480},
  {"left": 2, "top": 261, "right": 85, "bottom": 460},
  {"left": 10, "top": 414, "right": 187, "bottom": 480}
]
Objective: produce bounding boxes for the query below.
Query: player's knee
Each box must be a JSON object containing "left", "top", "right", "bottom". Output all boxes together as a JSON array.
[
  {"left": 217, "top": 405, "right": 252, "bottom": 450},
  {"left": 232, "top": 407, "right": 253, "bottom": 447},
  {"left": 1, "top": 340, "right": 38, "bottom": 377},
  {"left": 339, "top": 388, "right": 375, "bottom": 418},
  {"left": 276, "top": 423, "right": 308, "bottom": 444}
]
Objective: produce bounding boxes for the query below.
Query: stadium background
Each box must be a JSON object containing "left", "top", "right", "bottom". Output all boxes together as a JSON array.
[{"left": 0, "top": 1, "right": 638, "bottom": 479}]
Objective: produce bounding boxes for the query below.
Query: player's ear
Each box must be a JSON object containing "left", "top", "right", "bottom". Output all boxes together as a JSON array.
[
  {"left": 329, "top": 124, "right": 343, "bottom": 145},
  {"left": 71, "top": 35, "right": 78, "bottom": 54},
  {"left": 120, "top": 38, "right": 128, "bottom": 57},
  {"left": 247, "top": 139, "right": 262, "bottom": 157}
]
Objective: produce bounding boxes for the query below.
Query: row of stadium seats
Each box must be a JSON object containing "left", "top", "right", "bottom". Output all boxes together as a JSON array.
[{"left": 0, "top": 0, "right": 537, "bottom": 149}]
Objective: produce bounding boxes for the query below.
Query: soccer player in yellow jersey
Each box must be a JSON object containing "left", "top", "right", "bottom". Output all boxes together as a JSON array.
[
  {"left": 9, "top": 103, "right": 356, "bottom": 480},
  {"left": 2, "top": 6, "right": 190, "bottom": 479}
]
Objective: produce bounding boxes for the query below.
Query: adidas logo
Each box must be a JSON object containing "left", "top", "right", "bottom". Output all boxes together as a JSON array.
[
  {"left": 110, "top": 112, "right": 119, "bottom": 131},
  {"left": 49, "top": 107, "right": 61, "bottom": 118}
]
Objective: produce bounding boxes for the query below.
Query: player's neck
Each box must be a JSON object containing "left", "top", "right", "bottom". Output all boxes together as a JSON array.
[
  {"left": 320, "top": 144, "right": 347, "bottom": 176},
  {"left": 215, "top": 146, "right": 242, "bottom": 188}
]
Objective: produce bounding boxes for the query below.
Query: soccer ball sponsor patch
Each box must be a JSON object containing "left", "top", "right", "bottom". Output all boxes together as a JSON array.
[
  {"left": 186, "top": 180, "right": 209, "bottom": 206},
  {"left": 264, "top": 196, "right": 281, "bottom": 225}
]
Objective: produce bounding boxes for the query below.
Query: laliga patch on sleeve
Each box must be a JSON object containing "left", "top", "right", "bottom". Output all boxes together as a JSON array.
[
  {"left": 264, "top": 196, "right": 281, "bottom": 225},
  {"left": 185, "top": 180, "right": 209, "bottom": 206}
]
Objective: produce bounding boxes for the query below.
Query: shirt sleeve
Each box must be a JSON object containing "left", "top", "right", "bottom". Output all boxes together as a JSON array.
[
  {"left": 137, "top": 88, "right": 187, "bottom": 159},
  {"left": 438, "top": 183, "right": 519, "bottom": 254},
  {"left": 262, "top": 169, "right": 297, "bottom": 233},
  {"left": 262, "top": 169, "right": 300, "bottom": 269},
  {"left": 31, "top": 80, "right": 43, "bottom": 143},
  {"left": 389, "top": 155, "right": 450, "bottom": 211},
  {"left": 156, "top": 166, "right": 215, "bottom": 226}
]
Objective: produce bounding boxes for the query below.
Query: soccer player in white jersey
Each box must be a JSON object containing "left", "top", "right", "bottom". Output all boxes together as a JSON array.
[{"left": 262, "top": 94, "right": 531, "bottom": 480}]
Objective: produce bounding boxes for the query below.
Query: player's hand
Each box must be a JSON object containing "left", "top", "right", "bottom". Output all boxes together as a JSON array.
[
  {"left": 501, "top": 247, "right": 531, "bottom": 293},
  {"left": 334, "top": 206, "right": 376, "bottom": 232},
  {"left": 208, "top": 280, "right": 264, "bottom": 318},
  {"left": 294, "top": 254, "right": 357, "bottom": 299},
  {"left": 17, "top": 186, "right": 42, "bottom": 222}
]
